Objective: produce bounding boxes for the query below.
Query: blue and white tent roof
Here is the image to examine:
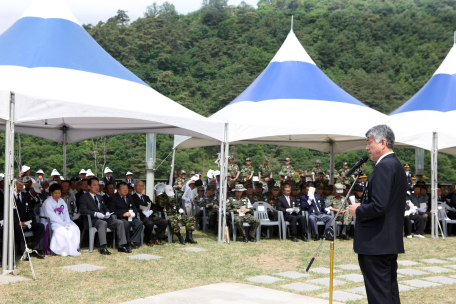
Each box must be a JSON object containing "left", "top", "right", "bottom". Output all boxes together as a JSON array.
[
  {"left": 178, "top": 29, "right": 390, "bottom": 153},
  {"left": 0, "top": 0, "right": 224, "bottom": 143},
  {"left": 389, "top": 41, "right": 456, "bottom": 154}
]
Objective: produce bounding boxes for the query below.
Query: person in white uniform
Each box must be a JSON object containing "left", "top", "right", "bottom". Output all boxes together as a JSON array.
[{"left": 41, "top": 183, "right": 81, "bottom": 257}]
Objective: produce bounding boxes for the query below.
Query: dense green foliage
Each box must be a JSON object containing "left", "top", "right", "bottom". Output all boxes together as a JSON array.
[{"left": 10, "top": 0, "right": 456, "bottom": 182}]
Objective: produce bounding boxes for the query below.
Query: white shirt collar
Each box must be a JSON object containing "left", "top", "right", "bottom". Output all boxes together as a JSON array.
[
  {"left": 376, "top": 152, "right": 394, "bottom": 166},
  {"left": 89, "top": 192, "right": 97, "bottom": 199}
]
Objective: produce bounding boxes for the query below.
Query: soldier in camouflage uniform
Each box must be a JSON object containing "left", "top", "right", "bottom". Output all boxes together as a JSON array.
[
  {"left": 258, "top": 158, "right": 272, "bottom": 182},
  {"left": 281, "top": 157, "right": 294, "bottom": 176},
  {"left": 194, "top": 186, "right": 206, "bottom": 229},
  {"left": 253, "top": 182, "right": 267, "bottom": 202},
  {"left": 241, "top": 158, "right": 254, "bottom": 180},
  {"left": 156, "top": 191, "right": 197, "bottom": 245},
  {"left": 204, "top": 185, "right": 219, "bottom": 229},
  {"left": 228, "top": 156, "right": 240, "bottom": 180},
  {"left": 338, "top": 162, "right": 349, "bottom": 179},
  {"left": 174, "top": 170, "right": 189, "bottom": 201},
  {"left": 311, "top": 159, "right": 325, "bottom": 182},
  {"left": 321, "top": 185, "right": 333, "bottom": 201},
  {"left": 226, "top": 184, "right": 260, "bottom": 242},
  {"left": 326, "top": 183, "right": 353, "bottom": 240},
  {"left": 314, "top": 172, "right": 328, "bottom": 189},
  {"left": 263, "top": 186, "right": 280, "bottom": 221}
]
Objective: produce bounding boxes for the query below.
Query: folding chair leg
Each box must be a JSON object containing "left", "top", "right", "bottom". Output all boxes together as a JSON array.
[
  {"left": 89, "top": 229, "right": 95, "bottom": 253},
  {"left": 168, "top": 226, "right": 173, "bottom": 244},
  {"left": 256, "top": 224, "right": 261, "bottom": 242}
]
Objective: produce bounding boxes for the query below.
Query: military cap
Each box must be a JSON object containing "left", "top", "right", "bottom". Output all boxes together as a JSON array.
[
  {"left": 245, "top": 158, "right": 251, "bottom": 161},
  {"left": 343, "top": 162, "right": 348, "bottom": 166},
  {"left": 279, "top": 171, "right": 285, "bottom": 176},
  {"left": 334, "top": 173, "right": 340, "bottom": 178},
  {"left": 272, "top": 186, "right": 280, "bottom": 191},
  {"left": 197, "top": 186, "right": 205, "bottom": 191},
  {"left": 416, "top": 180, "right": 426, "bottom": 186},
  {"left": 404, "top": 164, "right": 410, "bottom": 168},
  {"left": 361, "top": 174, "right": 367, "bottom": 178},
  {"left": 267, "top": 180, "right": 275, "bottom": 185},
  {"left": 189, "top": 171, "right": 195, "bottom": 175},
  {"left": 316, "top": 185, "right": 324, "bottom": 190},
  {"left": 316, "top": 159, "right": 321, "bottom": 163},
  {"left": 285, "top": 157, "right": 291, "bottom": 162},
  {"left": 232, "top": 184, "right": 246, "bottom": 192},
  {"left": 206, "top": 185, "right": 215, "bottom": 190},
  {"left": 264, "top": 157, "right": 269, "bottom": 161},
  {"left": 292, "top": 186, "right": 299, "bottom": 191},
  {"left": 180, "top": 170, "right": 186, "bottom": 174},
  {"left": 354, "top": 185, "right": 364, "bottom": 192},
  {"left": 245, "top": 183, "right": 253, "bottom": 189},
  {"left": 334, "top": 183, "right": 343, "bottom": 193},
  {"left": 229, "top": 156, "right": 235, "bottom": 159},
  {"left": 328, "top": 184, "right": 334, "bottom": 190},
  {"left": 411, "top": 175, "right": 416, "bottom": 179}
]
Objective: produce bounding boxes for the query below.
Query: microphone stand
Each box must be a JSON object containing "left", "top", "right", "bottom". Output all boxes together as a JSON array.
[{"left": 306, "top": 169, "right": 363, "bottom": 304}]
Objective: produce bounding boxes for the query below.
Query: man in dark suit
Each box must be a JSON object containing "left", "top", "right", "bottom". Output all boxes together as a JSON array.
[
  {"left": 349, "top": 125, "right": 406, "bottom": 304},
  {"left": 79, "top": 178, "right": 130, "bottom": 254},
  {"left": 13, "top": 179, "right": 45, "bottom": 259},
  {"left": 131, "top": 181, "right": 167, "bottom": 246},
  {"left": 122, "top": 172, "right": 136, "bottom": 187},
  {"left": 277, "top": 184, "right": 307, "bottom": 242},
  {"left": 102, "top": 167, "right": 116, "bottom": 187},
  {"left": 301, "top": 185, "right": 333, "bottom": 241},
  {"left": 75, "top": 179, "right": 89, "bottom": 211},
  {"left": 108, "top": 182, "right": 142, "bottom": 248}
]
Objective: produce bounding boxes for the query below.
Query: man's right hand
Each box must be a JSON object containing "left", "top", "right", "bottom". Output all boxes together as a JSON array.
[
  {"left": 123, "top": 212, "right": 131, "bottom": 217},
  {"left": 20, "top": 222, "right": 28, "bottom": 228}
]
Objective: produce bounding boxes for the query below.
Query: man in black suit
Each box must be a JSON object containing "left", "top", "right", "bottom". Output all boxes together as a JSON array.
[
  {"left": 122, "top": 172, "right": 136, "bottom": 187},
  {"left": 301, "top": 185, "right": 333, "bottom": 241},
  {"left": 13, "top": 179, "right": 45, "bottom": 259},
  {"left": 75, "top": 179, "right": 89, "bottom": 211},
  {"left": 131, "top": 181, "right": 167, "bottom": 246},
  {"left": 349, "top": 125, "right": 406, "bottom": 304},
  {"left": 108, "top": 182, "right": 142, "bottom": 249},
  {"left": 102, "top": 167, "right": 116, "bottom": 187},
  {"left": 277, "top": 184, "right": 307, "bottom": 242},
  {"left": 79, "top": 178, "right": 130, "bottom": 254}
]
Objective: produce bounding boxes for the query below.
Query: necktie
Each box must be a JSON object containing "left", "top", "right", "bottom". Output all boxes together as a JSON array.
[
  {"left": 286, "top": 196, "right": 290, "bottom": 206},
  {"left": 124, "top": 197, "right": 128, "bottom": 205},
  {"left": 94, "top": 196, "right": 100, "bottom": 210}
]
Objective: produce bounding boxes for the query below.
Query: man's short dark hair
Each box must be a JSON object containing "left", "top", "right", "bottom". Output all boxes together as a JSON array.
[
  {"left": 61, "top": 180, "right": 71, "bottom": 186},
  {"left": 106, "top": 183, "right": 114, "bottom": 189},
  {"left": 81, "top": 178, "right": 88, "bottom": 184},
  {"left": 421, "top": 186, "right": 427, "bottom": 191},
  {"left": 117, "top": 181, "right": 128, "bottom": 189},
  {"left": 413, "top": 185, "right": 421, "bottom": 189},
  {"left": 88, "top": 177, "right": 99, "bottom": 186},
  {"left": 195, "top": 180, "right": 203, "bottom": 187},
  {"left": 283, "top": 184, "right": 291, "bottom": 190}
]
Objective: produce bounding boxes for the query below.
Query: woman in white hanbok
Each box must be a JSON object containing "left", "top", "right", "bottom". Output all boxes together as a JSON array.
[{"left": 41, "top": 184, "right": 81, "bottom": 256}]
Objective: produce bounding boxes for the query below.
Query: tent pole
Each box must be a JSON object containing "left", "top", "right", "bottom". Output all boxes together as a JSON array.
[
  {"left": 329, "top": 142, "right": 335, "bottom": 185},
  {"left": 222, "top": 126, "right": 229, "bottom": 243},
  {"left": 431, "top": 132, "right": 438, "bottom": 239},
  {"left": 217, "top": 141, "right": 224, "bottom": 243},
  {"left": 63, "top": 127, "right": 67, "bottom": 179},
  {"left": 168, "top": 148, "right": 176, "bottom": 186},
  {"left": 2, "top": 92, "right": 14, "bottom": 274},
  {"left": 218, "top": 123, "right": 229, "bottom": 243}
]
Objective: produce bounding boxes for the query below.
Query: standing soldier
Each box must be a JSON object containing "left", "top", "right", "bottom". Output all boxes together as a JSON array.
[
  {"left": 258, "top": 158, "right": 272, "bottom": 182},
  {"left": 174, "top": 170, "right": 188, "bottom": 201},
  {"left": 241, "top": 158, "right": 254, "bottom": 180},
  {"left": 326, "top": 183, "right": 352, "bottom": 240},
  {"left": 156, "top": 187, "right": 197, "bottom": 245},
  {"left": 228, "top": 156, "right": 240, "bottom": 181},
  {"left": 281, "top": 158, "right": 294, "bottom": 176},
  {"left": 226, "top": 184, "right": 260, "bottom": 242},
  {"left": 338, "top": 162, "right": 349, "bottom": 178},
  {"left": 311, "top": 159, "right": 325, "bottom": 182}
]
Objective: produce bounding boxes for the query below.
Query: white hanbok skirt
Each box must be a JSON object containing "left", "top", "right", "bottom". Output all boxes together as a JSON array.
[{"left": 50, "top": 222, "right": 81, "bottom": 257}]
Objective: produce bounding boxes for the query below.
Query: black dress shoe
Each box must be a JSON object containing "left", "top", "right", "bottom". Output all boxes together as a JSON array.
[
  {"left": 129, "top": 242, "right": 138, "bottom": 249},
  {"left": 248, "top": 236, "right": 256, "bottom": 243},
  {"left": 291, "top": 236, "right": 299, "bottom": 242},
  {"left": 118, "top": 246, "right": 132, "bottom": 253},
  {"left": 99, "top": 247, "right": 111, "bottom": 255},
  {"left": 302, "top": 234, "right": 309, "bottom": 242},
  {"left": 314, "top": 235, "right": 320, "bottom": 241},
  {"left": 30, "top": 251, "right": 45, "bottom": 259},
  {"left": 243, "top": 236, "right": 248, "bottom": 243},
  {"left": 344, "top": 235, "right": 351, "bottom": 241}
]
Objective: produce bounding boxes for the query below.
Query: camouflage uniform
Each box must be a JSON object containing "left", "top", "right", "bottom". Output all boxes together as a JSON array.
[
  {"left": 226, "top": 196, "right": 259, "bottom": 238},
  {"left": 241, "top": 165, "right": 254, "bottom": 178},
  {"left": 258, "top": 165, "right": 272, "bottom": 179},
  {"left": 326, "top": 195, "right": 353, "bottom": 229},
  {"left": 228, "top": 164, "right": 239, "bottom": 179},
  {"left": 314, "top": 179, "right": 328, "bottom": 189},
  {"left": 174, "top": 176, "right": 188, "bottom": 201},
  {"left": 195, "top": 193, "right": 219, "bottom": 229},
  {"left": 281, "top": 165, "right": 294, "bottom": 176},
  {"left": 156, "top": 194, "right": 195, "bottom": 234}
]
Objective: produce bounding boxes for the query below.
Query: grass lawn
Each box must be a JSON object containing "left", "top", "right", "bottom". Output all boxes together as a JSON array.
[{"left": 1, "top": 229, "right": 456, "bottom": 304}]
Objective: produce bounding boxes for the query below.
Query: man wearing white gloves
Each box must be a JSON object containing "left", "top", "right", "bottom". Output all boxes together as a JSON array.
[
  {"left": 79, "top": 178, "right": 130, "bottom": 254},
  {"left": 301, "top": 185, "right": 334, "bottom": 241},
  {"left": 277, "top": 184, "right": 308, "bottom": 242},
  {"left": 108, "top": 182, "right": 143, "bottom": 250}
]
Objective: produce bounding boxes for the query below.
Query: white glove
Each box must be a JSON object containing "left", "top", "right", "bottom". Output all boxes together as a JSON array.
[
  {"left": 178, "top": 208, "right": 185, "bottom": 214},
  {"left": 104, "top": 212, "right": 111, "bottom": 219},
  {"left": 143, "top": 210, "right": 153, "bottom": 218},
  {"left": 0, "top": 220, "right": 3, "bottom": 227},
  {"left": 294, "top": 208, "right": 300, "bottom": 213},
  {"left": 95, "top": 212, "right": 104, "bottom": 219},
  {"left": 309, "top": 195, "right": 315, "bottom": 202},
  {"left": 27, "top": 223, "right": 32, "bottom": 229},
  {"left": 286, "top": 208, "right": 293, "bottom": 213},
  {"left": 130, "top": 212, "right": 135, "bottom": 218}
]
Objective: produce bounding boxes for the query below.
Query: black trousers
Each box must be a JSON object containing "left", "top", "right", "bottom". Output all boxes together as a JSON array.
[
  {"left": 143, "top": 216, "right": 167, "bottom": 242},
  {"left": 14, "top": 222, "right": 45, "bottom": 252},
  {"left": 404, "top": 214, "right": 424, "bottom": 235},
  {"left": 120, "top": 218, "right": 142, "bottom": 244},
  {"left": 358, "top": 254, "right": 400, "bottom": 304},
  {"left": 284, "top": 213, "right": 307, "bottom": 236}
]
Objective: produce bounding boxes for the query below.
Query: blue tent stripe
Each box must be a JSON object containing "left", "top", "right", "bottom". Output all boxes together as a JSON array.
[
  {"left": 228, "top": 61, "right": 365, "bottom": 106},
  {"left": 0, "top": 17, "right": 147, "bottom": 86},
  {"left": 390, "top": 74, "right": 456, "bottom": 114}
]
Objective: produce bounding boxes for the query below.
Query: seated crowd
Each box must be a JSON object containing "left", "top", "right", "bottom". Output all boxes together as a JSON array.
[{"left": 0, "top": 158, "right": 453, "bottom": 264}]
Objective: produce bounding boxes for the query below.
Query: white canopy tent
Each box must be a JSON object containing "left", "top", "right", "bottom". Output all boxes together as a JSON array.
[
  {"left": 0, "top": 0, "right": 225, "bottom": 273},
  {"left": 390, "top": 36, "right": 456, "bottom": 238}
]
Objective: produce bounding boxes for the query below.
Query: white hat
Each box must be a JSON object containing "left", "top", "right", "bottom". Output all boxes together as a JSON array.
[
  {"left": 79, "top": 169, "right": 87, "bottom": 174},
  {"left": 306, "top": 177, "right": 312, "bottom": 182},
  {"left": 126, "top": 171, "right": 133, "bottom": 176},
  {"left": 164, "top": 185, "right": 174, "bottom": 197},
  {"left": 188, "top": 180, "right": 195, "bottom": 185},
  {"left": 60, "top": 176, "right": 64, "bottom": 180},
  {"left": 21, "top": 165, "right": 30, "bottom": 172},
  {"left": 51, "top": 169, "right": 60, "bottom": 176},
  {"left": 36, "top": 169, "right": 44, "bottom": 174},
  {"left": 214, "top": 170, "right": 220, "bottom": 176},
  {"left": 190, "top": 176, "right": 198, "bottom": 181},
  {"left": 207, "top": 169, "right": 215, "bottom": 179},
  {"left": 22, "top": 176, "right": 32, "bottom": 183},
  {"left": 99, "top": 180, "right": 105, "bottom": 186},
  {"left": 86, "top": 169, "right": 95, "bottom": 177},
  {"left": 334, "top": 183, "right": 344, "bottom": 194},
  {"left": 104, "top": 167, "right": 113, "bottom": 174},
  {"left": 31, "top": 183, "right": 42, "bottom": 194}
]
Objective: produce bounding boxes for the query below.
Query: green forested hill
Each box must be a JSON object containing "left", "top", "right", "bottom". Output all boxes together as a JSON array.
[{"left": 9, "top": 0, "right": 456, "bottom": 182}]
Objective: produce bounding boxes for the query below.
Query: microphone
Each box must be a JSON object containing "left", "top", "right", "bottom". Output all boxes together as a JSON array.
[{"left": 345, "top": 155, "right": 369, "bottom": 177}]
